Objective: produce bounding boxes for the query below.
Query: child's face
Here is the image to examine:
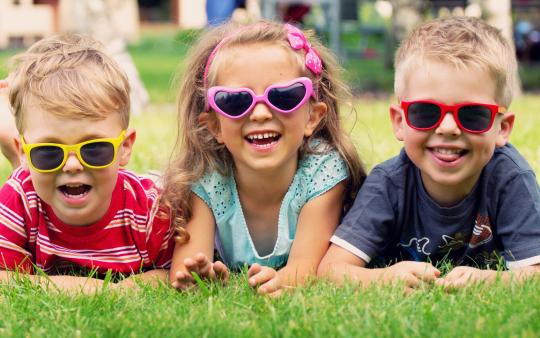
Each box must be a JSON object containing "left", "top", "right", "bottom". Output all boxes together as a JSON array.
[
  {"left": 203, "top": 43, "right": 326, "bottom": 176},
  {"left": 390, "top": 61, "right": 514, "bottom": 204},
  {"left": 16, "top": 107, "right": 135, "bottom": 226}
]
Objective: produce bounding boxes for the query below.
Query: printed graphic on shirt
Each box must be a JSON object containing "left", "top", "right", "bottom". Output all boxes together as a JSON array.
[
  {"left": 469, "top": 214, "right": 493, "bottom": 249},
  {"left": 438, "top": 232, "right": 467, "bottom": 253},
  {"left": 398, "top": 237, "right": 431, "bottom": 256}
]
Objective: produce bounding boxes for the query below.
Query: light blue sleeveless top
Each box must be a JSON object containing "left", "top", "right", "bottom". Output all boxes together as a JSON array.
[{"left": 192, "top": 144, "right": 349, "bottom": 270}]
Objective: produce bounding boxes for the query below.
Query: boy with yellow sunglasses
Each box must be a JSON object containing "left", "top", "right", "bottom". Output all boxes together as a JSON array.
[{"left": 0, "top": 35, "right": 175, "bottom": 293}]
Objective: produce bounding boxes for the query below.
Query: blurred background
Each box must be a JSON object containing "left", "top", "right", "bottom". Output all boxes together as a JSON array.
[{"left": 1, "top": 0, "right": 540, "bottom": 105}]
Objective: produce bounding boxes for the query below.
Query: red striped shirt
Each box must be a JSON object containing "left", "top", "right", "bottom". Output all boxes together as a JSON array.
[{"left": 0, "top": 168, "right": 175, "bottom": 275}]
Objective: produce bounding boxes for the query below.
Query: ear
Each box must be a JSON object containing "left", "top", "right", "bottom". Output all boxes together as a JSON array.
[
  {"left": 495, "top": 112, "right": 515, "bottom": 147},
  {"left": 13, "top": 136, "right": 27, "bottom": 169},
  {"left": 119, "top": 128, "right": 136, "bottom": 167},
  {"left": 390, "top": 104, "right": 405, "bottom": 141},
  {"left": 199, "top": 112, "right": 224, "bottom": 143},
  {"left": 304, "top": 102, "right": 327, "bottom": 137}
]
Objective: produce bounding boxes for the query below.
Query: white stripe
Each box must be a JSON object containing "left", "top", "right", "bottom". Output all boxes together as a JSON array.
[
  {"left": 330, "top": 235, "right": 371, "bottom": 263},
  {"left": 506, "top": 254, "right": 540, "bottom": 269},
  {"left": 0, "top": 202, "right": 24, "bottom": 225}
]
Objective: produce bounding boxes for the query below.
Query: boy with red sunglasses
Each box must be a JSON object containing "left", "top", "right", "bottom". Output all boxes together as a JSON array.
[
  {"left": 319, "top": 16, "right": 540, "bottom": 291},
  {"left": 0, "top": 35, "right": 175, "bottom": 293}
]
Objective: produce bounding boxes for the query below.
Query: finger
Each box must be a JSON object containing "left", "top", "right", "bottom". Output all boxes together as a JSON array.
[
  {"left": 248, "top": 267, "right": 275, "bottom": 288},
  {"left": 213, "top": 261, "right": 229, "bottom": 282},
  {"left": 399, "top": 273, "right": 421, "bottom": 288},
  {"left": 184, "top": 258, "right": 200, "bottom": 275},
  {"left": 247, "top": 263, "right": 262, "bottom": 278},
  {"left": 257, "top": 275, "right": 280, "bottom": 295},
  {"left": 442, "top": 268, "right": 465, "bottom": 283},
  {"left": 172, "top": 271, "right": 194, "bottom": 290},
  {"left": 411, "top": 263, "right": 441, "bottom": 282},
  {"left": 194, "top": 254, "right": 213, "bottom": 277}
]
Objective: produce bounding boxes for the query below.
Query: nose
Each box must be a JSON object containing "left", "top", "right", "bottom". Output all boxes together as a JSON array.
[
  {"left": 62, "top": 151, "right": 84, "bottom": 173},
  {"left": 435, "top": 111, "right": 461, "bottom": 136},
  {"left": 249, "top": 101, "right": 273, "bottom": 122}
]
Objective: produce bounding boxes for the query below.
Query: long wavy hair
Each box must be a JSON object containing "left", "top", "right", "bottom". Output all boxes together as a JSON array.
[{"left": 162, "top": 20, "right": 366, "bottom": 243}]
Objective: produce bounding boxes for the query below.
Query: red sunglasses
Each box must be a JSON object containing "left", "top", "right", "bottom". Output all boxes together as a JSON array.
[{"left": 401, "top": 100, "right": 506, "bottom": 134}]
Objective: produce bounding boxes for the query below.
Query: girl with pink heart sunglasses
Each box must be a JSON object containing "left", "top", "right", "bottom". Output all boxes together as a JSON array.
[{"left": 162, "top": 20, "right": 366, "bottom": 296}]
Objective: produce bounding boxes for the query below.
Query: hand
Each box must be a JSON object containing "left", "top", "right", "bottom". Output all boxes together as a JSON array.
[
  {"left": 381, "top": 261, "right": 440, "bottom": 292},
  {"left": 247, "top": 263, "right": 282, "bottom": 297},
  {"left": 171, "top": 253, "right": 229, "bottom": 290},
  {"left": 436, "top": 266, "right": 496, "bottom": 290}
]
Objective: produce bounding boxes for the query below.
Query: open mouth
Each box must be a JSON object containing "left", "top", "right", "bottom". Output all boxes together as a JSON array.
[
  {"left": 245, "top": 132, "right": 281, "bottom": 147},
  {"left": 430, "top": 147, "right": 469, "bottom": 162},
  {"left": 58, "top": 183, "right": 92, "bottom": 199}
]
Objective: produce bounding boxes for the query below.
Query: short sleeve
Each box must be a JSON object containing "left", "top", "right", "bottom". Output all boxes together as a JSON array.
[
  {"left": 299, "top": 148, "right": 349, "bottom": 202},
  {"left": 191, "top": 171, "right": 234, "bottom": 219},
  {"left": 494, "top": 170, "right": 540, "bottom": 269},
  {"left": 331, "top": 167, "right": 397, "bottom": 263},
  {"left": 0, "top": 178, "right": 33, "bottom": 272}
]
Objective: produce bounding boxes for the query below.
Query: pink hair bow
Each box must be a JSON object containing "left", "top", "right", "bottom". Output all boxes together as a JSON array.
[{"left": 285, "top": 24, "right": 322, "bottom": 76}]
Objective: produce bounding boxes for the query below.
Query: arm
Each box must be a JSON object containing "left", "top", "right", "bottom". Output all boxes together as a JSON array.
[
  {"left": 318, "top": 244, "right": 439, "bottom": 290},
  {"left": 169, "top": 193, "right": 228, "bottom": 290},
  {"left": 248, "top": 182, "right": 348, "bottom": 295},
  {"left": 0, "top": 270, "right": 106, "bottom": 294},
  {"left": 437, "top": 264, "right": 540, "bottom": 290}
]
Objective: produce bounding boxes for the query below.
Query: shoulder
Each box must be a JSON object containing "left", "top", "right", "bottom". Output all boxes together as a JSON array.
[
  {"left": 191, "top": 168, "right": 234, "bottom": 210},
  {"left": 296, "top": 141, "right": 348, "bottom": 199},
  {"left": 484, "top": 144, "right": 536, "bottom": 183},
  {"left": 367, "top": 149, "right": 414, "bottom": 187},
  {"left": 1, "top": 167, "right": 36, "bottom": 200},
  {"left": 298, "top": 141, "right": 348, "bottom": 177},
  {"left": 118, "top": 169, "right": 160, "bottom": 211}
]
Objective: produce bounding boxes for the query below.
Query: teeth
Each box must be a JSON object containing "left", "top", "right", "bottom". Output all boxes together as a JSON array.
[
  {"left": 433, "top": 148, "right": 462, "bottom": 155},
  {"left": 65, "top": 183, "right": 83, "bottom": 188},
  {"left": 247, "top": 132, "right": 279, "bottom": 140}
]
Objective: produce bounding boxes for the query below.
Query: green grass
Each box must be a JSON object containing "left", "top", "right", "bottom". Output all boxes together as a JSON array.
[{"left": 0, "top": 273, "right": 539, "bottom": 337}]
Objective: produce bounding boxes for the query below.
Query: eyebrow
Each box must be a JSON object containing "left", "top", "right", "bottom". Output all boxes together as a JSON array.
[{"left": 26, "top": 134, "right": 109, "bottom": 144}]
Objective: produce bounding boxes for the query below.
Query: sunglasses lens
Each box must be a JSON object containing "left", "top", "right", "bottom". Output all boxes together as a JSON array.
[
  {"left": 214, "top": 91, "right": 253, "bottom": 117},
  {"left": 80, "top": 142, "right": 115, "bottom": 167},
  {"left": 30, "top": 146, "right": 64, "bottom": 171},
  {"left": 268, "top": 82, "right": 307, "bottom": 111},
  {"left": 457, "top": 105, "right": 492, "bottom": 132},
  {"left": 407, "top": 102, "right": 442, "bottom": 129}
]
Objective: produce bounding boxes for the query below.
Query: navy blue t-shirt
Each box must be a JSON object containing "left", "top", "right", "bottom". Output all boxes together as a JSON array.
[{"left": 332, "top": 144, "right": 540, "bottom": 269}]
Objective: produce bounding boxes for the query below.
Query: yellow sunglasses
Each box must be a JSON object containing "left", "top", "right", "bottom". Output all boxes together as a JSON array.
[{"left": 21, "top": 130, "right": 126, "bottom": 173}]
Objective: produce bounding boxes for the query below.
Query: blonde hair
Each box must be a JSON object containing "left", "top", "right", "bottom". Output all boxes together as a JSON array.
[
  {"left": 162, "top": 20, "right": 366, "bottom": 242},
  {"left": 8, "top": 34, "right": 130, "bottom": 132},
  {"left": 394, "top": 16, "right": 519, "bottom": 107}
]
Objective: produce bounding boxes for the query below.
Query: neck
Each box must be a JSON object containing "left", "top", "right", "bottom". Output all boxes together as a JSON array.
[
  {"left": 234, "top": 160, "right": 298, "bottom": 205},
  {"left": 420, "top": 171, "right": 480, "bottom": 207}
]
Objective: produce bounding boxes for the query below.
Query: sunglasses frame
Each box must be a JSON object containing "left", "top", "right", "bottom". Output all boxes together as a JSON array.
[
  {"left": 207, "top": 77, "right": 315, "bottom": 119},
  {"left": 401, "top": 100, "right": 506, "bottom": 134},
  {"left": 21, "top": 130, "right": 126, "bottom": 173}
]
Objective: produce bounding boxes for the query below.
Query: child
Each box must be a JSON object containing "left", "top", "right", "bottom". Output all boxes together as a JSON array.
[
  {"left": 0, "top": 35, "right": 175, "bottom": 293},
  {"left": 163, "top": 21, "right": 365, "bottom": 295},
  {"left": 319, "top": 16, "right": 540, "bottom": 291}
]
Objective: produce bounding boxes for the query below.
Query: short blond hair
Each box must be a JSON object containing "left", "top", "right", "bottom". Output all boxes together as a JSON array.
[
  {"left": 9, "top": 34, "right": 130, "bottom": 132},
  {"left": 394, "top": 16, "right": 519, "bottom": 107}
]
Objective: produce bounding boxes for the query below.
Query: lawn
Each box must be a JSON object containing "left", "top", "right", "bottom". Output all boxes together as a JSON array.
[{"left": 0, "top": 28, "right": 539, "bottom": 337}]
